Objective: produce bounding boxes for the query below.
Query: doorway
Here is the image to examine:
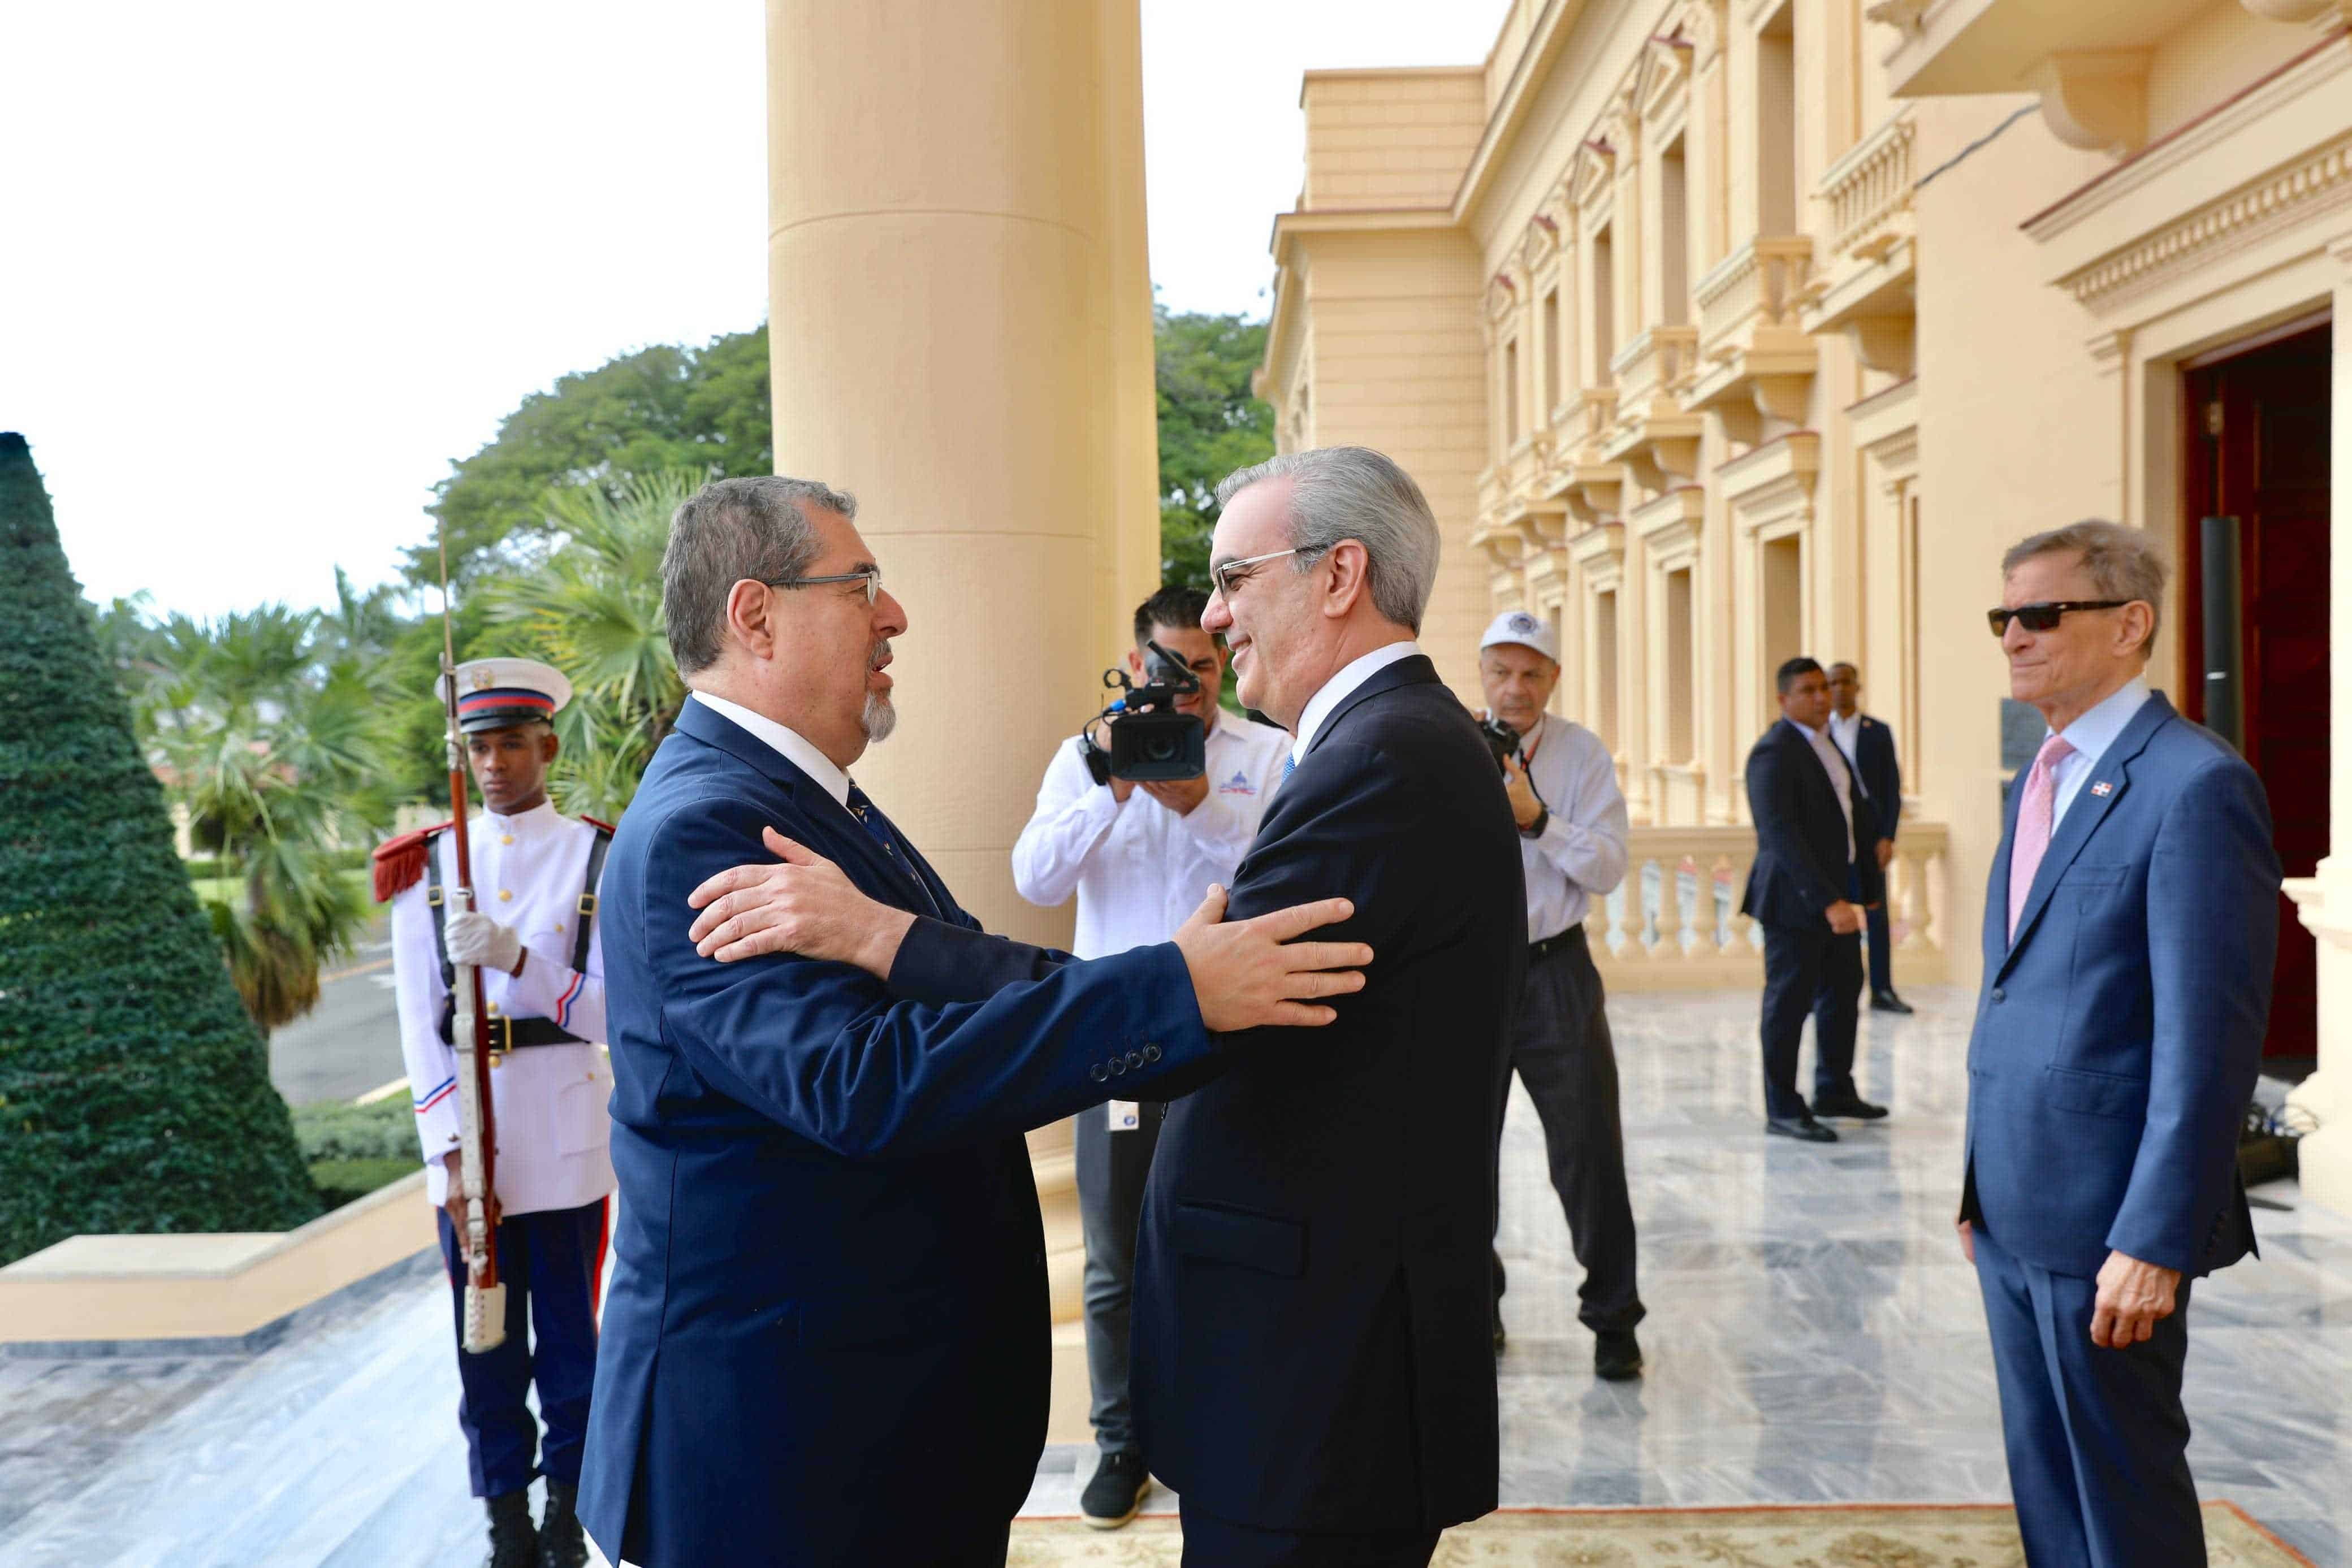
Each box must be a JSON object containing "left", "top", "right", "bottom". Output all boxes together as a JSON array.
[{"left": 2180, "top": 318, "right": 2331, "bottom": 1064}]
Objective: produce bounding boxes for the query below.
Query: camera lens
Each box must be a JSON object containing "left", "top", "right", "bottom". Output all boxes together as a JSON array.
[{"left": 1143, "top": 735, "right": 1178, "bottom": 762}]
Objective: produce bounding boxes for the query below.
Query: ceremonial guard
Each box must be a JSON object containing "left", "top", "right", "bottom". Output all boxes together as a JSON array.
[{"left": 374, "top": 659, "right": 616, "bottom": 1568}]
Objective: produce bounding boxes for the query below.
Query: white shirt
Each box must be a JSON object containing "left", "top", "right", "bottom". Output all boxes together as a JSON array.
[
  {"left": 2047, "top": 675, "right": 2154, "bottom": 831},
  {"left": 1827, "top": 709, "right": 1866, "bottom": 796},
  {"left": 1290, "top": 640, "right": 1421, "bottom": 766},
  {"left": 1011, "top": 710, "right": 1290, "bottom": 959},
  {"left": 1788, "top": 717, "right": 1856, "bottom": 859},
  {"left": 1515, "top": 714, "right": 1631, "bottom": 942},
  {"left": 689, "top": 690, "right": 850, "bottom": 808},
  {"left": 390, "top": 800, "right": 616, "bottom": 1214}
]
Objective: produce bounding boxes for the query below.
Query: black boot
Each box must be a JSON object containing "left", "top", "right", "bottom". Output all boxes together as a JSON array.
[
  {"left": 539, "top": 1481, "right": 589, "bottom": 1568},
  {"left": 483, "top": 1491, "right": 538, "bottom": 1568}
]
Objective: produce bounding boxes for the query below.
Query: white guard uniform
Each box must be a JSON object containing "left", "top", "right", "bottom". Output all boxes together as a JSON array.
[{"left": 389, "top": 800, "right": 616, "bottom": 1215}]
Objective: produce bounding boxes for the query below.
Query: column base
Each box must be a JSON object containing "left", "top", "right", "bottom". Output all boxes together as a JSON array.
[{"left": 2285, "top": 861, "right": 2352, "bottom": 1218}]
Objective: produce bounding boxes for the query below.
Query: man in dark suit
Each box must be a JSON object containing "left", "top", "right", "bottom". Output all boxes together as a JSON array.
[
  {"left": 575, "top": 477, "right": 1373, "bottom": 1568},
  {"left": 1131, "top": 447, "right": 1527, "bottom": 1567},
  {"left": 1961, "top": 520, "right": 2276, "bottom": 1568},
  {"left": 1741, "top": 657, "right": 1886, "bottom": 1143},
  {"left": 1824, "top": 661, "right": 1912, "bottom": 1013}
]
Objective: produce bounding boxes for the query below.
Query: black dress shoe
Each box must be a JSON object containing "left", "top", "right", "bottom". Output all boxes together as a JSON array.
[
  {"left": 1594, "top": 1328, "right": 1643, "bottom": 1381},
  {"left": 1080, "top": 1450, "right": 1151, "bottom": 1530},
  {"left": 1766, "top": 1115, "right": 1839, "bottom": 1143},
  {"left": 482, "top": 1492, "right": 537, "bottom": 1568},
  {"left": 1870, "top": 989, "right": 1914, "bottom": 1015},
  {"left": 1811, "top": 1095, "right": 1889, "bottom": 1121},
  {"left": 538, "top": 1482, "right": 588, "bottom": 1568}
]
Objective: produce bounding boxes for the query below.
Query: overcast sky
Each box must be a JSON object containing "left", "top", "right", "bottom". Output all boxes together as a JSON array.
[{"left": 0, "top": 2, "right": 1507, "bottom": 621}]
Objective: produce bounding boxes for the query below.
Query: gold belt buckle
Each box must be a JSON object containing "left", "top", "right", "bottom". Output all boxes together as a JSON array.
[{"left": 486, "top": 1013, "right": 513, "bottom": 1063}]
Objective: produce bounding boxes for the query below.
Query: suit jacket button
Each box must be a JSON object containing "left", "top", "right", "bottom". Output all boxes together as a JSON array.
[
  {"left": 1143, "top": 1043, "right": 1161, "bottom": 1063},
  {"left": 1125, "top": 1050, "right": 1145, "bottom": 1069},
  {"left": 1991, "top": 987, "right": 2005, "bottom": 1003},
  {"left": 1109, "top": 1058, "right": 1127, "bottom": 1076},
  {"left": 1088, "top": 1063, "right": 1109, "bottom": 1082}
]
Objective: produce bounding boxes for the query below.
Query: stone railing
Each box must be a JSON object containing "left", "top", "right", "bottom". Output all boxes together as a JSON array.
[
  {"left": 1819, "top": 111, "right": 1916, "bottom": 266},
  {"left": 1588, "top": 819, "right": 1951, "bottom": 993},
  {"left": 1694, "top": 236, "right": 1816, "bottom": 360}
]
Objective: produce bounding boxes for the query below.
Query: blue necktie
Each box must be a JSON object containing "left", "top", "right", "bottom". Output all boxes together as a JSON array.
[
  {"left": 1281, "top": 754, "right": 1296, "bottom": 784},
  {"left": 845, "top": 784, "right": 939, "bottom": 915}
]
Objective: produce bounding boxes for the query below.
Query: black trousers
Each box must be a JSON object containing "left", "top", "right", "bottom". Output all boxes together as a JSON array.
[
  {"left": 435, "top": 1196, "right": 607, "bottom": 1498},
  {"left": 1490, "top": 930, "right": 1643, "bottom": 1332},
  {"left": 1757, "top": 917, "right": 1862, "bottom": 1121},
  {"left": 1864, "top": 901, "right": 1895, "bottom": 995},
  {"left": 1179, "top": 1500, "right": 1440, "bottom": 1568},
  {"left": 1074, "top": 1097, "right": 1165, "bottom": 1456}
]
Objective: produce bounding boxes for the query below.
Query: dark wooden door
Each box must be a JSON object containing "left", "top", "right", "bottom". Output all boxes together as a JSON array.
[{"left": 2181, "top": 321, "right": 2330, "bottom": 1062}]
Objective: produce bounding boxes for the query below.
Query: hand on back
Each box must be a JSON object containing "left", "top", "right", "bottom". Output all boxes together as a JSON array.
[{"left": 1173, "top": 885, "right": 1371, "bottom": 1033}]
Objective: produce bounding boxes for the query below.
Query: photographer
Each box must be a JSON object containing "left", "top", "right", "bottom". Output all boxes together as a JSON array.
[
  {"left": 1476, "top": 610, "right": 1645, "bottom": 1382},
  {"left": 1009, "top": 584, "right": 1289, "bottom": 1529}
]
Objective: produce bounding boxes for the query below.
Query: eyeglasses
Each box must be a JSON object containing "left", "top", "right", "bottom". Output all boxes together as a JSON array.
[
  {"left": 764, "top": 567, "right": 883, "bottom": 605},
  {"left": 1985, "top": 600, "right": 2130, "bottom": 635},
  {"left": 1210, "top": 545, "right": 1326, "bottom": 600}
]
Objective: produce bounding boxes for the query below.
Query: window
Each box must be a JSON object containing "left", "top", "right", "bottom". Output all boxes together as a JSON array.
[
  {"left": 1660, "top": 135, "right": 1689, "bottom": 327},
  {"left": 1540, "top": 289, "right": 1562, "bottom": 416},
  {"left": 1664, "top": 567, "right": 1694, "bottom": 759},
  {"left": 1757, "top": 4, "right": 1798, "bottom": 234},
  {"left": 1592, "top": 225, "right": 1616, "bottom": 384},
  {"left": 1592, "top": 588, "right": 1620, "bottom": 750}
]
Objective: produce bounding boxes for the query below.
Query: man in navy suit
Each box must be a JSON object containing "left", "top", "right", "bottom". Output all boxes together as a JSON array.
[
  {"left": 1824, "top": 661, "right": 1912, "bottom": 1013},
  {"left": 1741, "top": 657, "right": 1887, "bottom": 1142},
  {"left": 1129, "top": 447, "right": 1526, "bottom": 1568},
  {"left": 574, "top": 476, "right": 1372, "bottom": 1568},
  {"left": 1962, "top": 519, "right": 2276, "bottom": 1568}
]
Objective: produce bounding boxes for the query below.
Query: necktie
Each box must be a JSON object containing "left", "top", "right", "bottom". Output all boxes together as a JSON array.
[
  {"left": 1281, "top": 753, "right": 1296, "bottom": 785},
  {"left": 845, "top": 784, "right": 900, "bottom": 857},
  {"left": 2007, "top": 734, "right": 2075, "bottom": 943}
]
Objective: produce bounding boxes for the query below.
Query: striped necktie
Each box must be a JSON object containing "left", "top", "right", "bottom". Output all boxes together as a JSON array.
[{"left": 1281, "top": 753, "right": 1296, "bottom": 785}]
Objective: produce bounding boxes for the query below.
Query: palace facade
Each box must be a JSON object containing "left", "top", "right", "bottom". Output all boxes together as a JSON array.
[{"left": 1256, "top": 0, "right": 2352, "bottom": 1208}]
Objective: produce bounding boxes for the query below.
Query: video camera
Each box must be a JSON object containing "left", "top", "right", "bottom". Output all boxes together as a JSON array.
[{"left": 1079, "top": 639, "right": 1208, "bottom": 784}]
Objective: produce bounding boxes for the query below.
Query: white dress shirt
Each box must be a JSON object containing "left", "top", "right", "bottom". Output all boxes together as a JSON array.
[
  {"left": 1290, "top": 640, "right": 1421, "bottom": 766},
  {"left": 1515, "top": 714, "right": 1631, "bottom": 942},
  {"left": 1788, "top": 717, "right": 1856, "bottom": 860},
  {"left": 390, "top": 799, "right": 615, "bottom": 1215},
  {"left": 2045, "top": 675, "right": 2153, "bottom": 832},
  {"left": 1828, "top": 709, "right": 1866, "bottom": 798},
  {"left": 689, "top": 691, "right": 852, "bottom": 809},
  {"left": 1011, "top": 710, "right": 1290, "bottom": 959}
]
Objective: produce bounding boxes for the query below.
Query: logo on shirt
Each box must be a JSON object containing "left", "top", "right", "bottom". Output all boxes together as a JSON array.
[{"left": 1217, "top": 769, "right": 1257, "bottom": 796}]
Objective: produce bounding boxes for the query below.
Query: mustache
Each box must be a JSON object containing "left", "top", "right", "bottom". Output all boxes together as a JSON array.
[{"left": 868, "top": 638, "right": 892, "bottom": 669}]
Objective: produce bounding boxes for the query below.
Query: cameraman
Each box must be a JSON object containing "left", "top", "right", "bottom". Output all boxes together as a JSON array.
[
  {"left": 1009, "top": 584, "right": 1290, "bottom": 1529},
  {"left": 1477, "top": 610, "right": 1646, "bottom": 1382}
]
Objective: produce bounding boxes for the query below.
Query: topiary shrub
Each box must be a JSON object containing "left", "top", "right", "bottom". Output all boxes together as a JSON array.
[{"left": 0, "top": 432, "right": 321, "bottom": 1265}]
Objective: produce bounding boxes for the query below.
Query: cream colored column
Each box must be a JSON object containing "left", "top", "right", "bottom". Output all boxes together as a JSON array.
[
  {"left": 2284, "top": 236, "right": 2352, "bottom": 1215},
  {"left": 766, "top": 0, "right": 1157, "bottom": 949}
]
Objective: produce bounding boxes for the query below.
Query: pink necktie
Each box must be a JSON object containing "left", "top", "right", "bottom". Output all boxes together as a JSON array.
[{"left": 2007, "top": 734, "right": 2075, "bottom": 943}]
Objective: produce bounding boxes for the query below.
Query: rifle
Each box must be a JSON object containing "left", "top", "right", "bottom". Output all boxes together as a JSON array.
[{"left": 438, "top": 528, "right": 507, "bottom": 1353}]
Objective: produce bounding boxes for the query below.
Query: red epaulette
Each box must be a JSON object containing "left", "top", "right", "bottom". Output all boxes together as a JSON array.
[
  {"left": 581, "top": 814, "right": 617, "bottom": 835},
  {"left": 371, "top": 821, "right": 453, "bottom": 902}
]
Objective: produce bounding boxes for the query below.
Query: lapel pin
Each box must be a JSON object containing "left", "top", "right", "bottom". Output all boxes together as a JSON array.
[{"left": 2090, "top": 781, "right": 2113, "bottom": 797}]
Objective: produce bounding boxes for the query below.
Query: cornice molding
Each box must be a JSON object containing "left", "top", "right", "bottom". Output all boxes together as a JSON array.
[{"left": 2053, "top": 132, "right": 2352, "bottom": 310}]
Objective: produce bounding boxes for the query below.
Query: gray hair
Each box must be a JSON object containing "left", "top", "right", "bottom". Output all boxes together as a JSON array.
[
  {"left": 2001, "top": 518, "right": 2166, "bottom": 655},
  {"left": 1212, "top": 446, "right": 1441, "bottom": 633},
  {"left": 662, "top": 475, "right": 857, "bottom": 676}
]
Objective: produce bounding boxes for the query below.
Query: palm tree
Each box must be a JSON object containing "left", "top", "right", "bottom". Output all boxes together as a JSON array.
[
  {"left": 484, "top": 470, "right": 693, "bottom": 820},
  {"left": 129, "top": 605, "right": 396, "bottom": 1032}
]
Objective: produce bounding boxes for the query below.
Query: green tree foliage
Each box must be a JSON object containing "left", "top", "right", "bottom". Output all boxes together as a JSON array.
[
  {"left": 1, "top": 433, "right": 319, "bottom": 1265},
  {"left": 483, "top": 471, "right": 691, "bottom": 820},
  {"left": 412, "top": 326, "right": 772, "bottom": 588},
  {"left": 100, "top": 599, "right": 393, "bottom": 1033},
  {"left": 1155, "top": 307, "right": 1276, "bottom": 593}
]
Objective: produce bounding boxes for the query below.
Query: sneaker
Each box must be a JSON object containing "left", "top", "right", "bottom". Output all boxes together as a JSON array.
[
  {"left": 1080, "top": 1450, "right": 1151, "bottom": 1530},
  {"left": 1595, "top": 1328, "right": 1644, "bottom": 1381}
]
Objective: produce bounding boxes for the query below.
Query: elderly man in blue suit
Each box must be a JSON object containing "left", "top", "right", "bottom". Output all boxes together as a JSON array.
[
  {"left": 1961, "top": 519, "right": 2277, "bottom": 1568},
  {"left": 575, "top": 477, "right": 1372, "bottom": 1568}
]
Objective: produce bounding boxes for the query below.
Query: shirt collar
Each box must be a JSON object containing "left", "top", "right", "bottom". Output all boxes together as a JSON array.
[
  {"left": 2052, "top": 674, "right": 2152, "bottom": 772},
  {"left": 1787, "top": 716, "right": 1829, "bottom": 744},
  {"left": 482, "top": 799, "right": 561, "bottom": 833},
  {"left": 1291, "top": 641, "right": 1420, "bottom": 761},
  {"left": 689, "top": 691, "right": 852, "bottom": 807}
]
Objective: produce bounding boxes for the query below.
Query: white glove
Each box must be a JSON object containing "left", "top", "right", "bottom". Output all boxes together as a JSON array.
[{"left": 444, "top": 911, "right": 524, "bottom": 975}]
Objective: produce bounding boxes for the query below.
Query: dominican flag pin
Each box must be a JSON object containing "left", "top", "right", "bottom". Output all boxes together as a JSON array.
[{"left": 2091, "top": 781, "right": 2113, "bottom": 797}]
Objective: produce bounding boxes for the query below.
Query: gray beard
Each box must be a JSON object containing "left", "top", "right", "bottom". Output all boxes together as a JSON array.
[{"left": 860, "top": 692, "right": 897, "bottom": 744}]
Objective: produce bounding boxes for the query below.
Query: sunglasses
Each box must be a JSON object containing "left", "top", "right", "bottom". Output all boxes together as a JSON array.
[{"left": 1985, "top": 600, "right": 2131, "bottom": 636}]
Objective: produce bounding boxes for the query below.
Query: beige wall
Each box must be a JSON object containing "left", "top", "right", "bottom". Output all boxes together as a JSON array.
[{"left": 1301, "top": 68, "right": 1486, "bottom": 213}]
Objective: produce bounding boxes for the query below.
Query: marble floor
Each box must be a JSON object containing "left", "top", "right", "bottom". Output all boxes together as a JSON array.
[{"left": 6, "top": 986, "right": 2349, "bottom": 1566}]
